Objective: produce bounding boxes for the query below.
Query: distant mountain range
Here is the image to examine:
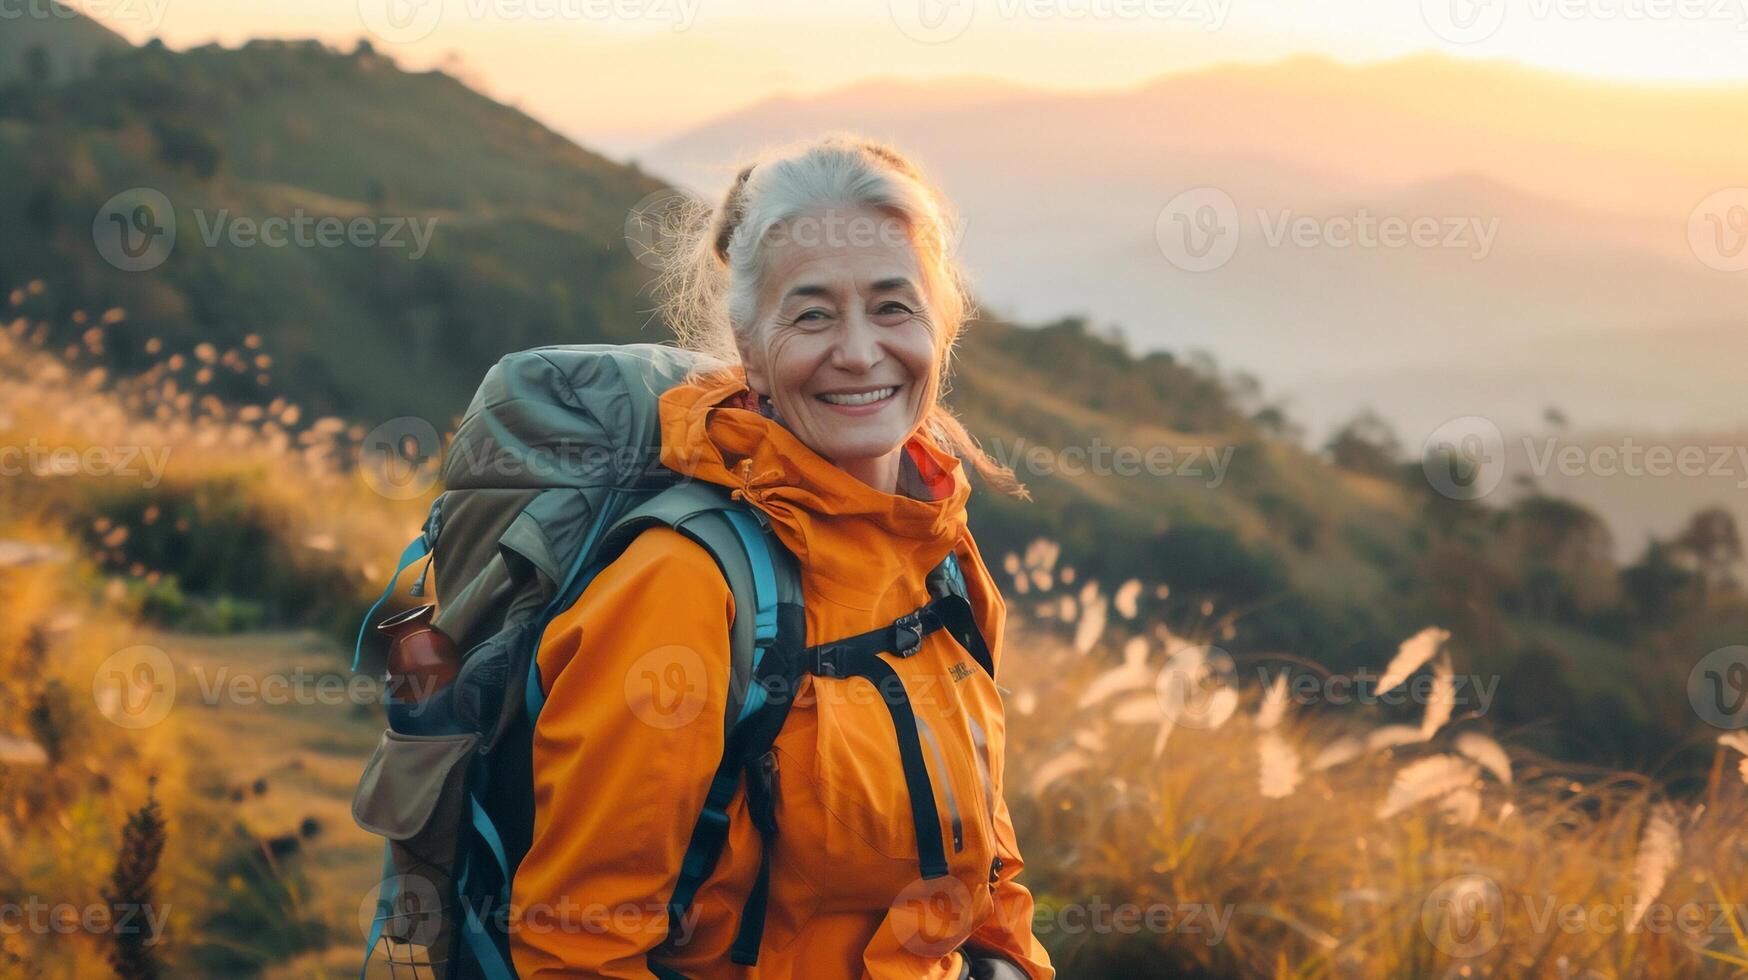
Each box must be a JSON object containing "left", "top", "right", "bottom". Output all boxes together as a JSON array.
[{"left": 639, "top": 55, "right": 1748, "bottom": 444}]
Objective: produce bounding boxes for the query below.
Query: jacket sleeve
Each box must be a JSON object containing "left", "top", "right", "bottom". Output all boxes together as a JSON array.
[
  {"left": 957, "top": 538, "right": 1056, "bottom": 979},
  {"left": 509, "top": 527, "right": 735, "bottom": 979}
]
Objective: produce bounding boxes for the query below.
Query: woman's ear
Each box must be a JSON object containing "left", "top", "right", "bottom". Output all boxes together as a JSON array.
[{"left": 732, "top": 323, "right": 770, "bottom": 396}]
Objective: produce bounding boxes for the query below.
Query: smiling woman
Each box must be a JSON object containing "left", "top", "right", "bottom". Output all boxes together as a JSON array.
[
  {"left": 509, "top": 136, "right": 1050, "bottom": 979},
  {"left": 658, "top": 134, "right": 1024, "bottom": 498}
]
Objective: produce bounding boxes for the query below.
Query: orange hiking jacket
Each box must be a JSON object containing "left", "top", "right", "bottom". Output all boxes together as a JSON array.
[{"left": 510, "top": 368, "right": 1054, "bottom": 979}]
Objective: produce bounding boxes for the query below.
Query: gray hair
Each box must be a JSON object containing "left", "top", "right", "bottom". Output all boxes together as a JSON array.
[{"left": 655, "top": 133, "right": 1023, "bottom": 497}]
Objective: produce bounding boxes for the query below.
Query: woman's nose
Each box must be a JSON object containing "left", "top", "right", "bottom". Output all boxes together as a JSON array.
[{"left": 830, "top": 312, "right": 881, "bottom": 373}]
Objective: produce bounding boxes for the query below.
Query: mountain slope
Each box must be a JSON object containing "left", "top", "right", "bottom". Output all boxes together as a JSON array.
[{"left": 0, "top": 0, "right": 131, "bottom": 84}]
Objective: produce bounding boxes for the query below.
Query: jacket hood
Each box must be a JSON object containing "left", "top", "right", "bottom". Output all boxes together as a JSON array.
[{"left": 659, "top": 366, "right": 971, "bottom": 612}]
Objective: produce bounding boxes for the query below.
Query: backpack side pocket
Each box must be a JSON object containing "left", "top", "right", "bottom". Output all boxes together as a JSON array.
[{"left": 354, "top": 729, "right": 481, "bottom": 975}]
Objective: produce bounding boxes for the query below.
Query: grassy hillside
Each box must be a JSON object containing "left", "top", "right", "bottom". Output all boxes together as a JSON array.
[{"left": 0, "top": 35, "right": 669, "bottom": 424}]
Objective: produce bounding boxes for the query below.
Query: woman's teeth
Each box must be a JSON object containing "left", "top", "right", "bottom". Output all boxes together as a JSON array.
[{"left": 819, "top": 387, "right": 896, "bottom": 406}]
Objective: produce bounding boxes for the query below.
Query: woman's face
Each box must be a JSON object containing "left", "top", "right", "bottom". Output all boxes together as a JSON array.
[{"left": 736, "top": 205, "right": 939, "bottom": 486}]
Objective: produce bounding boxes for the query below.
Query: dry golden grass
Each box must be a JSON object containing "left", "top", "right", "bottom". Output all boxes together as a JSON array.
[{"left": 998, "top": 557, "right": 1748, "bottom": 978}]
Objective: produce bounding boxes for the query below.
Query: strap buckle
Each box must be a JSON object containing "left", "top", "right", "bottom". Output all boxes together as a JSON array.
[
  {"left": 893, "top": 611, "right": 925, "bottom": 656},
  {"left": 811, "top": 644, "right": 845, "bottom": 678}
]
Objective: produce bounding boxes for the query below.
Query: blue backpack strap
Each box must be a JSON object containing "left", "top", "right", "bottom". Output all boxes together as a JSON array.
[
  {"left": 720, "top": 506, "right": 779, "bottom": 724},
  {"left": 352, "top": 534, "right": 431, "bottom": 672},
  {"left": 358, "top": 843, "right": 397, "bottom": 980}
]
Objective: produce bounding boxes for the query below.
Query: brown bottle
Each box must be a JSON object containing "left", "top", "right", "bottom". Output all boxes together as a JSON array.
[{"left": 377, "top": 604, "right": 460, "bottom": 703}]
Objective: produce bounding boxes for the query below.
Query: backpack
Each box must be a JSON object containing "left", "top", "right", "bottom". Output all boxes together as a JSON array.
[{"left": 349, "top": 344, "right": 995, "bottom": 979}]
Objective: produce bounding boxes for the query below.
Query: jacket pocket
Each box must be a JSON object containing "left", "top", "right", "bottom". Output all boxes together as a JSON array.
[
  {"left": 353, "top": 729, "right": 480, "bottom": 957},
  {"left": 808, "top": 678, "right": 922, "bottom": 863}
]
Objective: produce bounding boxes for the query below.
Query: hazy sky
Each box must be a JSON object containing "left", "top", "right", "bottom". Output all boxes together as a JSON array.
[{"left": 87, "top": 0, "right": 1748, "bottom": 154}]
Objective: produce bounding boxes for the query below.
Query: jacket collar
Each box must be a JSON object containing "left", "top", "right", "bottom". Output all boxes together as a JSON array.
[{"left": 659, "top": 366, "right": 970, "bottom": 610}]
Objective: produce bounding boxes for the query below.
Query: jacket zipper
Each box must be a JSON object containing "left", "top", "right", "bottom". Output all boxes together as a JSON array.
[{"left": 914, "top": 716, "right": 964, "bottom": 852}]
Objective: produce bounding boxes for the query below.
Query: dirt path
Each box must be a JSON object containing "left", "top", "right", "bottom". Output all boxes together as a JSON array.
[{"left": 164, "top": 629, "right": 385, "bottom": 978}]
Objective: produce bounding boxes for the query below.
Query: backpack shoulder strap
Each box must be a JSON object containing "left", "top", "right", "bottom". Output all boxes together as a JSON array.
[
  {"left": 603, "top": 480, "right": 799, "bottom": 733},
  {"left": 597, "top": 482, "right": 805, "bottom": 969}
]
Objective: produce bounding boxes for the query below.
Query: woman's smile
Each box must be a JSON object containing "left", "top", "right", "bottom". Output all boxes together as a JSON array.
[{"left": 815, "top": 383, "right": 901, "bottom": 414}]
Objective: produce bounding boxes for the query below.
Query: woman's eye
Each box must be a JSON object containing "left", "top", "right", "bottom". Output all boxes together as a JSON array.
[
  {"left": 793, "top": 309, "right": 831, "bottom": 324},
  {"left": 875, "top": 301, "right": 915, "bottom": 317}
]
